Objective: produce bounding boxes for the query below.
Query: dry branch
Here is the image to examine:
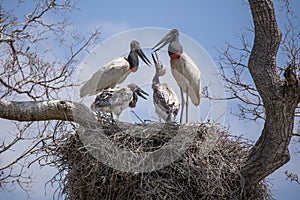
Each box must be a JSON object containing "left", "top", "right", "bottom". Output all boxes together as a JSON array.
[
  {"left": 48, "top": 122, "right": 271, "bottom": 200},
  {"left": 0, "top": 100, "right": 97, "bottom": 126}
]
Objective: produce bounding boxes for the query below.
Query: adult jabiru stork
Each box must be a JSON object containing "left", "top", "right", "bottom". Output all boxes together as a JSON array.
[
  {"left": 91, "top": 83, "right": 148, "bottom": 120},
  {"left": 152, "top": 29, "right": 201, "bottom": 123},
  {"left": 151, "top": 52, "right": 179, "bottom": 122},
  {"left": 80, "top": 40, "right": 151, "bottom": 98}
]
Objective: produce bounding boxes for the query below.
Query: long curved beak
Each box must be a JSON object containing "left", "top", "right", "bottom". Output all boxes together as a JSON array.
[
  {"left": 137, "top": 49, "right": 151, "bottom": 67},
  {"left": 136, "top": 87, "right": 148, "bottom": 100},
  {"left": 152, "top": 32, "right": 173, "bottom": 52}
]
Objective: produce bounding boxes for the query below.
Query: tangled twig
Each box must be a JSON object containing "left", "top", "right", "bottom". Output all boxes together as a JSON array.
[{"left": 50, "top": 122, "right": 271, "bottom": 200}]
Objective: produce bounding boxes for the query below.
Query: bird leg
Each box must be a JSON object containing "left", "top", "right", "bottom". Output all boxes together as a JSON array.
[
  {"left": 179, "top": 88, "right": 185, "bottom": 123},
  {"left": 186, "top": 87, "right": 189, "bottom": 123}
]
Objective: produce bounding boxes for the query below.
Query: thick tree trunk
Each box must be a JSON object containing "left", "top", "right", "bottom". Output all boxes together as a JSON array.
[{"left": 242, "top": 0, "right": 300, "bottom": 186}]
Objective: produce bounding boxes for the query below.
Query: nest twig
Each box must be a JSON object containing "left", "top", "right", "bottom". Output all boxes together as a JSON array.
[{"left": 52, "top": 122, "right": 271, "bottom": 200}]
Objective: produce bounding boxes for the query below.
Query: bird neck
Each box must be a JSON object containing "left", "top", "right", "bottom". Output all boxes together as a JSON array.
[
  {"left": 152, "top": 70, "right": 160, "bottom": 85},
  {"left": 129, "top": 92, "right": 137, "bottom": 107},
  {"left": 168, "top": 36, "right": 182, "bottom": 59},
  {"left": 127, "top": 50, "right": 139, "bottom": 72}
]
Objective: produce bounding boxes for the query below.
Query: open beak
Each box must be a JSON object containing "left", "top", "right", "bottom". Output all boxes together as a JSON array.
[
  {"left": 151, "top": 52, "right": 159, "bottom": 65},
  {"left": 152, "top": 32, "right": 173, "bottom": 52},
  {"left": 136, "top": 86, "right": 148, "bottom": 100},
  {"left": 151, "top": 52, "right": 166, "bottom": 75},
  {"left": 137, "top": 48, "right": 152, "bottom": 67}
]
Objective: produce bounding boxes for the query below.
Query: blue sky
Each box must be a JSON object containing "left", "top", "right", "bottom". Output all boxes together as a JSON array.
[
  {"left": 71, "top": 0, "right": 254, "bottom": 55},
  {"left": 1, "top": 0, "right": 300, "bottom": 199}
]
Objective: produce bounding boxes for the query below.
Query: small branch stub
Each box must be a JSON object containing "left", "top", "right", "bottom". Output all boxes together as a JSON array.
[{"left": 284, "top": 64, "right": 298, "bottom": 86}]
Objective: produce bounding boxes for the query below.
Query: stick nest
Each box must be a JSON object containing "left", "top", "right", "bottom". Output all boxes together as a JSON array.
[{"left": 53, "top": 122, "right": 271, "bottom": 200}]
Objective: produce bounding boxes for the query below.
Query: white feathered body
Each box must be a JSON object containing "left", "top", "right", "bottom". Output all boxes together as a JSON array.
[
  {"left": 170, "top": 52, "right": 201, "bottom": 105},
  {"left": 80, "top": 57, "right": 131, "bottom": 97},
  {"left": 152, "top": 83, "right": 180, "bottom": 122},
  {"left": 91, "top": 87, "right": 137, "bottom": 118}
]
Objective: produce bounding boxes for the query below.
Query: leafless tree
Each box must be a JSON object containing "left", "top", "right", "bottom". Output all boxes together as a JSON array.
[
  {"left": 0, "top": 0, "right": 100, "bottom": 194},
  {"left": 0, "top": 0, "right": 299, "bottom": 198},
  {"left": 212, "top": 0, "right": 300, "bottom": 187}
]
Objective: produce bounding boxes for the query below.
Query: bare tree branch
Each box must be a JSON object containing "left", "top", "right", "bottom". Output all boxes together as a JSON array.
[
  {"left": 0, "top": 0, "right": 100, "bottom": 193},
  {"left": 240, "top": 0, "right": 300, "bottom": 187},
  {"left": 215, "top": 31, "right": 266, "bottom": 121},
  {"left": 0, "top": 100, "right": 97, "bottom": 126},
  {"left": 285, "top": 171, "right": 300, "bottom": 184},
  {"left": 0, "top": 0, "right": 100, "bottom": 101}
]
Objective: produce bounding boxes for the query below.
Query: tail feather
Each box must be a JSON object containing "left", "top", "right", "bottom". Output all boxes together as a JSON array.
[{"left": 80, "top": 79, "right": 97, "bottom": 98}]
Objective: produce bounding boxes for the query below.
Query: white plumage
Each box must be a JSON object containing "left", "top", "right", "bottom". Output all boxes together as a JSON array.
[
  {"left": 153, "top": 29, "right": 201, "bottom": 123},
  {"left": 170, "top": 52, "right": 201, "bottom": 106},
  {"left": 152, "top": 52, "right": 180, "bottom": 122},
  {"left": 91, "top": 83, "right": 148, "bottom": 120},
  {"left": 80, "top": 58, "right": 131, "bottom": 97},
  {"left": 80, "top": 40, "right": 151, "bottom": 98},
  {"left": 153, "top": 83, "right": 180, "bottom": 122}
]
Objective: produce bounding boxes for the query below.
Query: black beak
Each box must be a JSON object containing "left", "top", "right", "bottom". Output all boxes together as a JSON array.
[
  {"left": 137, "top": 49, "right": 151, "bottom": 67},
  {"left": 151, "top": 52, "right": 166, "bottom": 75},
  {"left": 136, "top": 87, "right": 148, "bottom": 100},
  {"left": 152, "top": 32, "right": 173, "bottom": 52},
  {"left": 151, "top": 52, "right": 159, "bottom": 65}
]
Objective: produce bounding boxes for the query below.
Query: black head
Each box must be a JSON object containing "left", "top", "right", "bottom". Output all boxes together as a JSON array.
[
  {"left": 127, "top": 40, "right": 151, "bottom": 71},
  {"left": 127, "top": 83, "right": 148, "bottom": 100}
]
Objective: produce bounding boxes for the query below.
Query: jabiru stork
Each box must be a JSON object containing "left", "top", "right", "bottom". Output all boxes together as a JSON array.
[
  {"left": 91, "top": 83, "right": 148, "bottom": 120},
  {"left": 80, "top": 40, "right": 151, "bottom": 97},
  {"left": 151, "top": 52, "right": 179, "bottom": 122},
  {"left": 152, "top": 29, "right": 201, "bottom": 123}
]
